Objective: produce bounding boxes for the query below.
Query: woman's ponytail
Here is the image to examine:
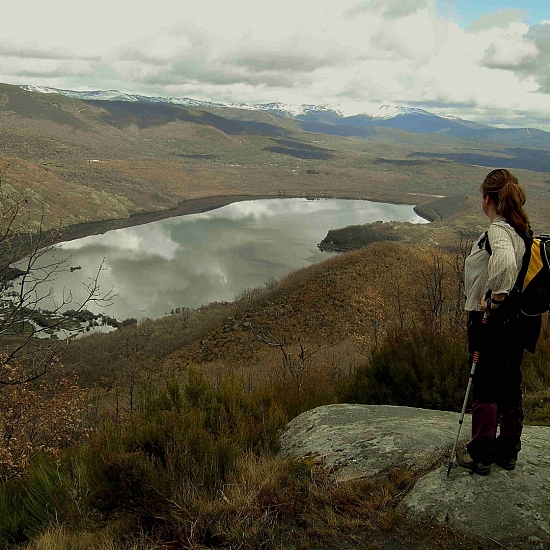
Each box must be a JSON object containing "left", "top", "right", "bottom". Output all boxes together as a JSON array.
[{"left": 481, "top": 169, "right": 530, "bottom": 233}]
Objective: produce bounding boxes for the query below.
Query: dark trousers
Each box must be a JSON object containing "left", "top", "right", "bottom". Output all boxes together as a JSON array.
[{"left": 466, "top": 311, "right": 525, "bottom": 464}]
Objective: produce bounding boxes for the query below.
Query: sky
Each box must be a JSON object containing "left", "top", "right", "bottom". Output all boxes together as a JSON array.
[{"left": 2, "top": 0, "right": 549, "bottom": 129}]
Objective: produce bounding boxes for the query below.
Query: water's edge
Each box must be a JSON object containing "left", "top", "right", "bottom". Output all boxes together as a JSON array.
[{"left": 56, "top": 193, "right": 428, "bottom": 245}]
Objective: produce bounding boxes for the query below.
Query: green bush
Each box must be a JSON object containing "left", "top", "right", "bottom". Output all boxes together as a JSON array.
[
  {"left": 0, "top": 457, "right": 80, "bottom": 545},
  {"left": 0, "top": 370, "right": 288, "bottom": 545},
  {"left": 341, "top": 328, "right": 469, "bottom": 411},
  {"left": 0, "top": 481, "right": 26, "bottom": 544},
  {"left": 81, "top": 444, "right": 157, "bottom": 513},
  {"left": 522, "top": 324, "right": 550, "bottom": 425},
  {"left": 523, "top": 325, "right": 550, "bottom": 394},
  {"left": 79, "top": 370, "right": 287, "bottom": 514}
]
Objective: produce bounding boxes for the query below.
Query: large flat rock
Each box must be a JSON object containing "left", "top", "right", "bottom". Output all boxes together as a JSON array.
[
  {"left": 280, "top": 403, "right": 471, "bottom": 481},
  {"left": 280, "top": 404, "right": 550, "bottom": 548},
  {"left": 401, "top": 425, "right": 550, "bottom": 549}
]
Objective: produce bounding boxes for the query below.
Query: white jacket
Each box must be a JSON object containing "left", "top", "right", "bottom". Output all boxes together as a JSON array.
[{"left": 464, "top": 217, "right": 525, "bottom": 312}]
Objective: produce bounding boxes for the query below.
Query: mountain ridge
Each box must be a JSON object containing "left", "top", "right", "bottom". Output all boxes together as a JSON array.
[
  {"left": 3, "top": 81, "right": 550, "bottom": 242},
  {"left": 17, "top": 84, "right": 550, "bottom": 146}
]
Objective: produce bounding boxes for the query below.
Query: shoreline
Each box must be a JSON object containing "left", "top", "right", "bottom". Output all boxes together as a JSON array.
[
  {"left": 4, "top": 194, "right": 433, "bottom": 334},
  {"left": 56, "top": 192, "right": 432, "bottom": 245}
]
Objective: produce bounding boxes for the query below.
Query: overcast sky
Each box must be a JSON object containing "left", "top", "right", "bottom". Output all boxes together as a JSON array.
[{"left": 2, "top": 0, "right": 549, "bottom": 129}]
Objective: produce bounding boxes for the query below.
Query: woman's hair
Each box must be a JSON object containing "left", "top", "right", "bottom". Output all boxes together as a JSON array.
[{"left": 481, "top": 168, "right": 530, "bottom": 232}]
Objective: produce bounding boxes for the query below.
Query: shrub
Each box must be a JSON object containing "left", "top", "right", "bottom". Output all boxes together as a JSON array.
[
  {"left": 522, "top": 322, "right": 550, "bottom": 425},
  {"left": 82, "top": 444, "right": 157, "bottom": 513},
  {"left": 341, "top": 327, "right": 469, "bottom": 411},
  {"left": 0, "top": 457, "right": 81, "bottom": 545},
  {"left": 0, "top": 361, "right": 89, "bottom": 482},
  {"left": 76, "top": 370, "right": 287, "bottom": 516}
]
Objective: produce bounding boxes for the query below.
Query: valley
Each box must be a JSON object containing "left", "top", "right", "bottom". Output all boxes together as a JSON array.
[
  {"left": 2, "top": 82, "right": 550, "bottom": 249},
  {"left": 2, "top": 82, "right": 550, "bottom": 550}
]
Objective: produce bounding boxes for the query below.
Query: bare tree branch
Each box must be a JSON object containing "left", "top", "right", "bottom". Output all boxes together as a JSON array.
[
  {"left": 256, "top": 329, "right": 341, "bottom": 389},
  {"left": 1, "top": 167, "right": 114, "bottom": 385}
]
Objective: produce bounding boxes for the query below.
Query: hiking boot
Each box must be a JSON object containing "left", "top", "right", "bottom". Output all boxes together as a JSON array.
[
  {"left": 455, "top": 451, "right": 492, "bottom": 475},
  {"left": 496, "top": 457, "right": 516, "bottom": 471}
]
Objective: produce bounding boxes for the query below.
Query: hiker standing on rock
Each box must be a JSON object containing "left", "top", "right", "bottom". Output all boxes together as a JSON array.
[{"left": 459, "top": 168, "right": 542, "bottom": 475}]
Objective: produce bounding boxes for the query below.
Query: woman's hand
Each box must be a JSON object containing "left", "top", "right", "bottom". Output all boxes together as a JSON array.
[{"left": 481, "top": 293, "right": 507, "bottom": 314}]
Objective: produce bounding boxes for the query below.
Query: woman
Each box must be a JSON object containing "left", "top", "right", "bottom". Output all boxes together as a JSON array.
[{"left": 459, "top": 168, "right": 541, "bottom": 475}]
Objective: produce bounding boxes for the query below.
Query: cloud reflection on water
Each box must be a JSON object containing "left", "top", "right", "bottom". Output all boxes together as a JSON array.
[
  {"left": 29, "top": 198, "right": 427, "bottom": 320},
  {"left": 60, "top": 223, "right": 180, "bottom": 261}
]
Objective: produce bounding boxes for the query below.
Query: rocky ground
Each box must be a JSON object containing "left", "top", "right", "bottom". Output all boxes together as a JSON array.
[{"left": 281, "top": 404, "right": 550, "bottom": 549}]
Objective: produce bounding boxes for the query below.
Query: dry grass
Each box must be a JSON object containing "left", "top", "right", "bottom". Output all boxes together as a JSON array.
[
  {"left": 24, "top": 528, "right": 124, "bottom": 550},
  {"left": 4, "top": 241, "right": 544, "bottom": 549},
  {"left": 3, "top": 84, "right": 550, "bottom": 548}
]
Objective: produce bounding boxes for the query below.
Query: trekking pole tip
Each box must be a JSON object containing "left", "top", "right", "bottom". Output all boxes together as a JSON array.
[{"left": 446, "top": 461, "right": 454, "bottom": 477}]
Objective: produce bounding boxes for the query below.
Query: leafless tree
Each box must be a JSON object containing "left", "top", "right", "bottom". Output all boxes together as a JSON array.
[
  {"left": 446, "top": 230, "right": 475, "bottom": 336},
  {"left": 0, "top": 163, "right": 112, "bottom": 477},
  {"left": 420, "top": 248, "right": 446, "bottom": 332},
  {"left": 256, "top": 331, "right": 340, "bottom": 390},
  {"left": 0, "top": 164, "right": 113, "bottom": 385}
]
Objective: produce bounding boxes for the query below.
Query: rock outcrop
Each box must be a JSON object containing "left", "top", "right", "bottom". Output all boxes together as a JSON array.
[{"left": 280, "top": 404, "right": 550, "bottom": 549}]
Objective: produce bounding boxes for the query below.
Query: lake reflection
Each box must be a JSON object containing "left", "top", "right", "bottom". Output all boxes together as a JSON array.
[{"left": 28, "top": 198, "right": 427, "bottom": 320}]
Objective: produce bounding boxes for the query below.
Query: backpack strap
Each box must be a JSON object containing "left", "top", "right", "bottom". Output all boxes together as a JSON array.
[
  {"left": 513, "top": 228, "right": 534, "bottom": 296},
  {"left": 479, "top": 231, "right": 491, "bottom": 254},
  {"left": 479, "top": 219, "right": 513, "bottom": 255},
  {"left": 482, "top": 224, "right": 533, "bottom": 306}
]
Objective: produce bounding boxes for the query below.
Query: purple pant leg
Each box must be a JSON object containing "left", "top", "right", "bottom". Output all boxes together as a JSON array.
[
  {"left": 498, "top": 401, "right": 524, "bottom": 439},
  {"left": 471, "top": 401, "right": 498, "bottom": 439}
]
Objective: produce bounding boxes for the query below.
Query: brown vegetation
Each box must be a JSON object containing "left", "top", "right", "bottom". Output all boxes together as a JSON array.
[
  {"left": 2, "top": 211, "right": 550, "bottom": 548},
  {"left": 2, "top": 83, "right": 550, "bottom": 246},
  {"left": 2, "top": 83, "right": 550, "bottom": 549}
]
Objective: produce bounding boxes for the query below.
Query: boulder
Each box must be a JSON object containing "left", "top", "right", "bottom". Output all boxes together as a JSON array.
[
  {"left": 281, "top": 403, "right": 470, "bottom": 481},
  {"left": 280, "top": 404, "right": 550, "bottom": 549}
]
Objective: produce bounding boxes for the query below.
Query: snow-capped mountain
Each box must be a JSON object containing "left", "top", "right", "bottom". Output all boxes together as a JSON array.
[
  {"left": 19, "top": 85, "right": 343, "bottom": 120},
  {"left": 19, "top": 84, "right": 485, "bottom": 129},
  {"left": 22, "top": 84, "right": 478, "bottom": 127},
  {"left": 371, "top": 104, "right": 414, "bottom": 119},
  {"left": 19, "top": 85, "right": 230, "bottom": 109},
  {"left": 20, "top": 84, "right": 533, "bottom": 139},
  {"left": 12, "top": 83, "right": 550, "bottom": 150}
]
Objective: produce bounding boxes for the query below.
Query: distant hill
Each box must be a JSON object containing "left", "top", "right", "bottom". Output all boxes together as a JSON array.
[
  {"left": 2, "top": 82, "right": 550, "bottom": 241},
  {"left": 18, "top": 84, "right": 550, "bottom": 149},
  {"left": 87, "top": 99, "right": 290, "bottom": 137}
]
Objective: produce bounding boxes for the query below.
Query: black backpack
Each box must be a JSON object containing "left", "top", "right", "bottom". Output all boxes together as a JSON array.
[
  {"left": 483, "top": 228, "right": 550, "bottom": 317},
  {"left": 516, "top": 233, "right": 550, "bottom": 316}
]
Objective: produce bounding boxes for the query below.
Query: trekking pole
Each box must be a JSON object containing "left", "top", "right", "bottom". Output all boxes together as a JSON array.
[{"left": 447, "top": 312, "right": 488, "bottom": 477}]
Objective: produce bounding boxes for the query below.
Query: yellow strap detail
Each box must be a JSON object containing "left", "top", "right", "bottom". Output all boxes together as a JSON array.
[{"left": 523, "top": 238, "right": 543, "bottom": 290}]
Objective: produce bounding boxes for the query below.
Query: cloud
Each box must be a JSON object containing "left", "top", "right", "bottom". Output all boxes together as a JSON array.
[
  {"left": 106, "top": 20, "right": 353, "bottom": 91},
  {"left": 2, "top": 0, "right": 550, "bottom": 130},
  {"left": 0, "top": 41, "right": 101, "bottom": 83},
  {"left": 2, "top": 59, "right": 96, "bottom": 80},
  {"left": 61, "top": 225, "right": 180, "bottom": 261},
  {"left": 520, "top": 22, "right": 550, "bottom": 93},
  {"left": 0, "top": 43, "right": 99, "bottom": 62},
  {"left": 467, "top": 9, "right": 527, "bottom": 32},
  {"left": 346, "top": 0, "right": 431, "bottom": 19},
  {"left": 467, "top": 18, "right": 550, "bottom": 95},
  {"left": 463, "top": 12, "right": 539, "bottom": 71},
  {"left": 229, "top": 50, "right": 345, "bottom": 75}
]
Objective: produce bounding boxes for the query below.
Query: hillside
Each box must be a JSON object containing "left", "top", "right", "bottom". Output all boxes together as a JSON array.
[
  {"left": 2, "top": 83, "right": 550, "bottom": 244},
  {"left": 3, "top": 83, "right": 550, "bottom": 548},
  {"left": 65, "top": 240, "right": 470, "bottom": 391},
  {"left": 29, "top": 234, "right": 550, "bottom": 550},
  {"left": 19, "top": 85, "right": 550, "bottom": 149}
]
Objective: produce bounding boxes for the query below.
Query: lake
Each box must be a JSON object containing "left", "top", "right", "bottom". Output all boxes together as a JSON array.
[{"left": 20, "top": 198, "right": 427, "bottom": 321}]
